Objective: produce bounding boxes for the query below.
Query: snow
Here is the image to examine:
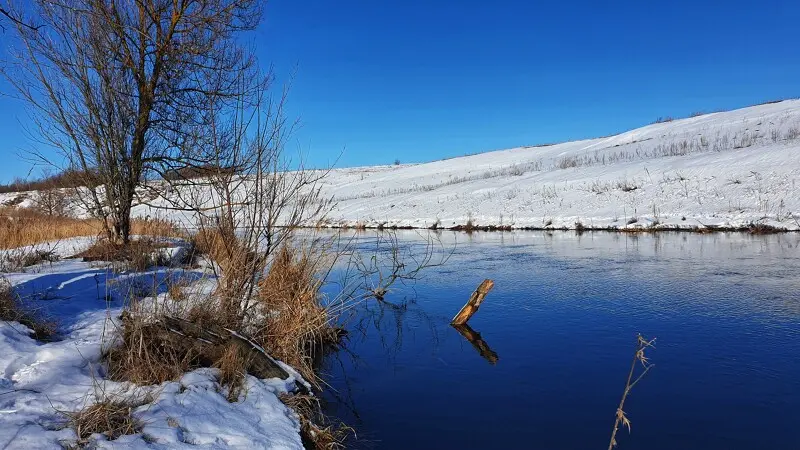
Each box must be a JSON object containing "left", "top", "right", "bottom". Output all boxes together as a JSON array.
[
  {"left": 5, "top": 100, "right": 800, "bottom": 231},
  {"left": 306, "top": 100, "right": 800, "bottom": 230},
  {"left": 0, "top": 256, "right": 305, "bottom": 449}
]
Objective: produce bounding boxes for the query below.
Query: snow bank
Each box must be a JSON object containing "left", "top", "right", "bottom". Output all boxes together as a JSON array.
[{"left": 0, "top": 259, "right": 305, "bottom": 449}]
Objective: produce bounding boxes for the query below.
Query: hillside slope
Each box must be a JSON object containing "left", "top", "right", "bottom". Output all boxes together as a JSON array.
[{"left": 316, "top": 100, "right": 800, "bottom": 230}]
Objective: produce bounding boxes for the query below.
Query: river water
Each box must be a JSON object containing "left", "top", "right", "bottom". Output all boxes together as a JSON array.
[{"left": 320, "top": 231, "right": 800, "bottom": 449}]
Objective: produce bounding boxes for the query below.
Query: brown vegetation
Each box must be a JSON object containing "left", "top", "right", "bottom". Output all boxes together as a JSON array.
[
  {"left": 0, "top": 168, "right": 99, "bottom": 194},
  {"left": 0, "top": 277, "right": 57, "bottom": 340},
  {"left": 608, "top": 334, "right": 656, "bottom": 449},
  {"left": 64, "top": 395, "right": 145, "bottom": 445},
  {"left": 0, "top": 207, "right": 181, "bottom": 251},
  {"left": 280, "top": 393, "right": 351, "bottom": 450},
  {"left": 253, "top": 245, "right": 337, "bottom": 383}
]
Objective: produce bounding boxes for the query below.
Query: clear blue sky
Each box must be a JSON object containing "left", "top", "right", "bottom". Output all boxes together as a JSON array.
[{"left": 2, "top": 0, "right": 799, "bottom": 182}]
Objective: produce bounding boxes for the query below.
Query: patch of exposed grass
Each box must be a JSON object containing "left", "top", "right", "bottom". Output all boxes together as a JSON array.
[
  {"left": 76, "top": 239, "right": 172, "bottom": 271},
  {"left": 0, "top": 277, "right": 58, "bottom": 340},
  {"left": 63, "top": 394, "right": 146, "bottom": 445},
  {"left": 104, "top": 311, "right": 205, "bottom": 385}
]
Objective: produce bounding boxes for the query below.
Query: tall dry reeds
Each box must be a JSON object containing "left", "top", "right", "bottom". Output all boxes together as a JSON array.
[
  {"left": 253, "top": 245, "right": 335, "bottom": 383},
  {"left": 0, "top": 207, "right": 182, "bottom": 250}
]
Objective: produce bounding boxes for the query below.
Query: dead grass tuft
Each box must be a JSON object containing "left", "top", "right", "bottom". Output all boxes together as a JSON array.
[
  {"left": 104, "top": 312, "right": 203, "bottom": 385},
  {"left": 213, "top": 342, "right": 250, "bottom": 402},
  {"left": 0, "top": 277, "right": 58, "bottom": 340},
  {"left": 280, "top": 393, "right": 352, "bottom": 450},
  {"left": 254, "top": 245, "right": 335, "bottom": 383},
  {"left": 77, "top": 238, "right": 172, "bottom": 271},
  {"left": 64, "top": 395, "right": 145, "bottom": 444}
]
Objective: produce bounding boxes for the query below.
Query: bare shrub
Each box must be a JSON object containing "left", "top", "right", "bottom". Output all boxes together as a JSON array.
[
  {"left": 0, "top": 247, "right": 60, "bottom": 272},
  {"left": 556, "top": 156, "right": 580, "bottom": 169},
  {"left": 32, "top": 189, "right": 73, "bottom": 217}
]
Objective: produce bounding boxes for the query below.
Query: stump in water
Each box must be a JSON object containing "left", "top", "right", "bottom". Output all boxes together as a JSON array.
[
  {"left": 451, "top": 279, "right": 494, "bottom": 325},
  {"left": 452, "top": 323, "right": 499, "bottom": 364}
]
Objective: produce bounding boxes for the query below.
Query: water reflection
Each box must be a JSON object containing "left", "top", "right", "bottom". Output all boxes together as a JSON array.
[
  {"left": 319, "top": 231, "right": 800, "bottom": 450},
  {"left": 451, "top": 323, "right": 499, "bottom": 365}
]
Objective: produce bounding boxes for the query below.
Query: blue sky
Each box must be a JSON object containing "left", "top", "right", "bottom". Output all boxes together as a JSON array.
[{"left": 2, "top": 0, "right": 799, "bottom": 182}]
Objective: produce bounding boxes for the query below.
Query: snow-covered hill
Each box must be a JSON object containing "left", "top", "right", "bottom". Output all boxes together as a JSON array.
[
  {"left": 3, "top": 99, "right": 800, "bottom": 231},
  {"left": 314, "top": 99, "right": 800, "bottom": 230}
]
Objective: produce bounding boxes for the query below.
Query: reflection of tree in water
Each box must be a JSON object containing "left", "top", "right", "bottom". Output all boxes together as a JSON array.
[{"left": 319, "top": 291, "right": 443, "bottom": 448}]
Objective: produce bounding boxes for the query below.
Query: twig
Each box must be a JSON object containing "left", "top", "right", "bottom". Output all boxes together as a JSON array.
[{"left": 608, "top": 334, "right": 656, "bottom": 450}]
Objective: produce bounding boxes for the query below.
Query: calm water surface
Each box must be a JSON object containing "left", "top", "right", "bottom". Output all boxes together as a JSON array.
[{"left": 321, "top": 231, "right": 800, "bottom": 449}]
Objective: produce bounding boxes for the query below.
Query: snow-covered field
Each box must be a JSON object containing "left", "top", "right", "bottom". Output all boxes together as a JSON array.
[
  {"left": 311, "top": 100, "right": 800, "bottom": 230},
  {"left": 2, "top": 100, "right": 799, "bottom": 231},
  {"left": 0, "top": 239, "right": 306, "bottom": 449}
]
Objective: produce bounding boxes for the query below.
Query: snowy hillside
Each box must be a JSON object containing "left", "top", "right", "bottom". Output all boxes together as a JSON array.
[
  {"left": 3, "top": 100, "right": 800, "bottom": 231},
  {"left": 313, "top": 100, "right": 800, "bottom": 231}
]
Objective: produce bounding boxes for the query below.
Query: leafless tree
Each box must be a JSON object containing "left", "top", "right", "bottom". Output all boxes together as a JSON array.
[
  {"left": 33, "top": 188, "right": 72, "bottom": 217},
  {"left": 158, "top": 74, "right": 333, "bottom": 324},
  {"left": 0, "top": 2, "right": 39, "bottom": 31},
  {"left": 1, "top": 0, "right": 263, "bottom": 244}
]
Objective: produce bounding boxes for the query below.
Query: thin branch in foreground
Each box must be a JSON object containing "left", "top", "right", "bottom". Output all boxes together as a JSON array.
[
  {"left": 608, "top": 334, "right": 656, "bottom": 450},
  {"left": 0, "top": 6, "right": 41, "bottom": 31}
]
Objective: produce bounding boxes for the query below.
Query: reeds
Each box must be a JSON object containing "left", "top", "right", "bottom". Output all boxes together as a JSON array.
[{"left": 0, "top": 207, "right": 182, "bottom": 250}]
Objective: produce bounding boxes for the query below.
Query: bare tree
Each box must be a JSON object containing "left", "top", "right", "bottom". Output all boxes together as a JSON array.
[
  {"left": 2, "top": 0, "right": 263, "bottom": 244},
  {"left": 159, "top": 75, "right": 332, "bottom": 324},
  {"left": 0, "top": 2, "right": 39, "bottom": 31}
]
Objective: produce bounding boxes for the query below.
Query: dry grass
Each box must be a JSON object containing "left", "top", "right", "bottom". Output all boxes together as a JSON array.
[
  {"left": 0, "top": 207, "right": 101, "bottom": 249},
  {"left": 64, "top": 395, "right": 145, "bottom": 444},
  {"left": 253, "top": 245, "right": 336, "bottom": 383},
  {"left": 0, "top": 277, "right": 58, "bottom": 340},
  {"left": 76, "top": 238, "right": 172, "bottom": 271},
  {"left": 280, "top": 393, "right": 351, "bottom": 450},
  {"left": 0, "top": 207, "right": 182, "bottom": 250},
  {"left": 213, "top": 342, "right": 250, "bottom": 402},
  {"left": 104, "top": 311, "right": 204, "bottom": 385}
]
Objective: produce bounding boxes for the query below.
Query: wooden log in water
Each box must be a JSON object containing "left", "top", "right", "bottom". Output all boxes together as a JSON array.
[
  {"left": 451, "top": 279, "right": 494, "bottom": 325},
  {"left": 452, "top": 323, "right": 499, "bottom": 364}
]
